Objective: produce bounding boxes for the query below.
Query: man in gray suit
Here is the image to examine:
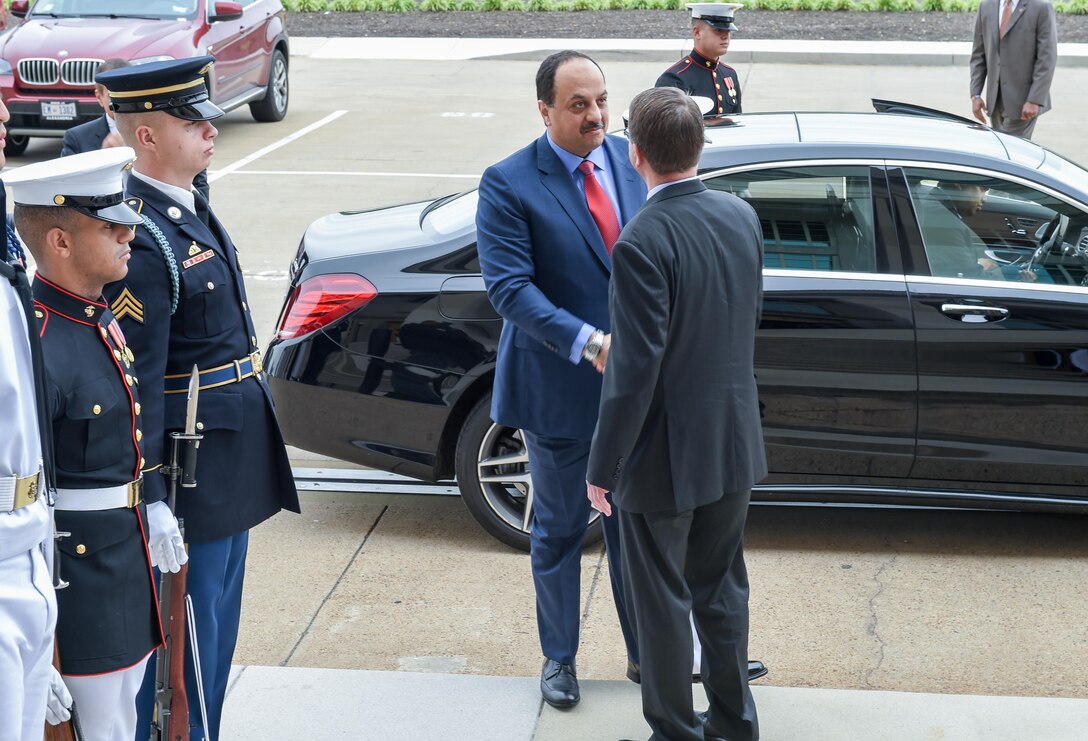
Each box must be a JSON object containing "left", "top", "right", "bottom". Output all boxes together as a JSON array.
[
  {"left": 586, "top": 86, "right": 766, "bottom": 741},
  {"left": 970, "top": 0, "right": 1057, "bottom": 139}
]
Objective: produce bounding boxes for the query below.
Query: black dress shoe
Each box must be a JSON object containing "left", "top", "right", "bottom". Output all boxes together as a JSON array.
[
  {"left": 626, "top": 659, "right": 769, "bottom": 684},
  {"left": 540, "top": 658, "right": 579, "bottom": 708}
]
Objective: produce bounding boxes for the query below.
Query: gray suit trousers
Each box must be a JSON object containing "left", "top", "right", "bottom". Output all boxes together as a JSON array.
[
  {"left": 619, "top": 492, "right": 759, "bottom": 741},
  {"left": 993, "top": 96, "right": 1039, "bottom": 139}
]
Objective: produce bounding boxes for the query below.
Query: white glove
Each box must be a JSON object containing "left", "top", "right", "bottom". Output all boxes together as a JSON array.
[
  {"left": 45, "top": 667, "right": 72, "bottom": 725},
  {"left": 146, "top": 501, "right": 188, "bottom": 574}
]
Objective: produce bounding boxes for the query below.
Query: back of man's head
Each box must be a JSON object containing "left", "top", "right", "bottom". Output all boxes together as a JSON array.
[
  {"left": 626, "top": 87, "right": 704, "bottom": 176},
  {"left": 94, "top": 58, "right": 129, "bottom": 97}
]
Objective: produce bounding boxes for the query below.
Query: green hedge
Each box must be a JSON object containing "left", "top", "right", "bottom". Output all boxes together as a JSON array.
[{"left": 283, "top": 0, "right": 1086, "bottom": 11}]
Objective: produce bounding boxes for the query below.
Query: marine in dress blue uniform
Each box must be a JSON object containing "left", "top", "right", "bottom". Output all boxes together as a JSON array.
[
  {"left": 96, "top": 57, "right": 300, "bottom": 741},
  {"left": 656, "top": 3, "right": 744, "bottom": 115},
  {"left": 0, "top": 141, "right": 73, "bottom": 738},
  {"left": 7, "top": 147, "right": 169, "bottom": 741}
]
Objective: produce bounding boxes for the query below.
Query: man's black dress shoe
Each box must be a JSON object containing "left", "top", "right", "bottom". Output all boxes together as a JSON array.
[
  {"left": 626, "top": 659, "right": 769, "bottom": 684},
  {"left": 540, "top": 658, "right": 579, "bottom": 708}
]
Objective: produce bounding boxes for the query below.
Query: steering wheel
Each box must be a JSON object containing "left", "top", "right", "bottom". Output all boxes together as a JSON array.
[{"left": 1026, "top": 213, "right": 1066, "bottom": 273}]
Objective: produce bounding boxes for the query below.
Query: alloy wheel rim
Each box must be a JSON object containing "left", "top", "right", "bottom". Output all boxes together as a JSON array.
[
  {"left": 272, "top": 58, "right": 288, "bottom": 113},
  {"left": 475, "top": 423, "right": 600, "bottom": 537}
]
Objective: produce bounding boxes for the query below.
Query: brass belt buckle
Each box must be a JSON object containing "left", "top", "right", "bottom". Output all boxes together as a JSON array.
[
  {"left": 128, "top": 477, "right": 143, "bottom": 508},
  {"left": 250, "top": 350, "right": 263, "bottom": 376},
  {"left": 13, "top": 474, "right": 38, "bottom": 510}
]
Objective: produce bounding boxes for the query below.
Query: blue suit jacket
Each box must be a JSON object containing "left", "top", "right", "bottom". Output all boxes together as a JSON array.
[{"left": 477, "top": 133, "right": 647, "bottom": 440}]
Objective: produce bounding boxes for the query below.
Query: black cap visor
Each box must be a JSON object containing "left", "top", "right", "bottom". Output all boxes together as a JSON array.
[
  {"left": 87, "top": 201, "right": 143, "bottom": 226},
  {"left": 701, "top": 15, "right": 739, "bottom": 30},
  {"left": 166, "top": 98, "right": 225, "bottom": 122}
]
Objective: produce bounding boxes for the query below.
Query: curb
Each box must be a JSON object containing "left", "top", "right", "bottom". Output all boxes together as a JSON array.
[{"left": 290, "top": 36, "right": 1088, "bottom": 66}]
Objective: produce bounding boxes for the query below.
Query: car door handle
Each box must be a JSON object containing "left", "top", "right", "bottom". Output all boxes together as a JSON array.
[{"left": 940, "top": 303, "right": 1009, "bottom": 321}]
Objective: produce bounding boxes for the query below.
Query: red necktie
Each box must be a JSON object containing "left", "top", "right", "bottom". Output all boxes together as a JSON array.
[
  {"left": 577, "top": 160, "right": 620, "bottom": 254},
  {"left": 1000, "top": 0, "right": 1013, "bottom": 37}
]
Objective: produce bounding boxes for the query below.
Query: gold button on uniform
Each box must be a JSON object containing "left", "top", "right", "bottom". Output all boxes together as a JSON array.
[
  {"left": 251, "top": 336, "right": 258, "bottom": 346},
  {"left": 114, "top": 349, "right": 122, "bottom": 362},
  {"left": 75, "top": 544, "right": 87, "bottom": 555},
  {"left": 140, "top": 457, "right": 146, "bottom": 468},
  {"left": 125, "top": 374, "right": 134, "bottom": 386},
  {"left": 92, "top": 404, "right": 102, "bottom": 415},
  {"left": 207, "top": 282, "right": 215, "bottom": 290},
  {"left": 135, "top": 402, "right": 141, "bottom": 415},
  {"left": 136, "top": 429, "right": 143, "bottom": 442},
  {"left": 196, "top": 422, "right": 205, "bottom": 431},
  {"left": 242, "top": 302, "right": 248, "bottom": 311}
]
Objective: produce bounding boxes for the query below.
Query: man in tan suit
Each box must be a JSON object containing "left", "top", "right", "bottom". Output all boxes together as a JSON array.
[{"left": 970, "top": 0, "right": 1057, "bottom": 139}]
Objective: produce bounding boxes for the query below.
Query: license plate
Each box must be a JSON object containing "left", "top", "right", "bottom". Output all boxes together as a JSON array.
[{"left": 41, "top": 101, "right": 77, "bottom": 120}]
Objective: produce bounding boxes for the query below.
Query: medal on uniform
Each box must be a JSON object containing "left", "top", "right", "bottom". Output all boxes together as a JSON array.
[{"left": 725, "top": 77, "right": 736, "bottom": 100}]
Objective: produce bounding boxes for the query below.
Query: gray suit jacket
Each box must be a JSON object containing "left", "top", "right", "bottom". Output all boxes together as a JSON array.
[
  {"left": 970, "top": 0, "right": 1057, "bottom": 115},
  {"left": 586, "top": 179, "right": 768, "bottom": 514}
]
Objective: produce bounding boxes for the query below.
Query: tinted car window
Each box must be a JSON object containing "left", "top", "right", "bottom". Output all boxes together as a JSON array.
[
  {"left": 705, "top": 166, "right": 877, "bottom": 273},
  {"left": 33, "top": 0, "right": 198, "bottom": 18},
  {"left": 905, "top": 167, "right": 1088, "bottom": 287}
]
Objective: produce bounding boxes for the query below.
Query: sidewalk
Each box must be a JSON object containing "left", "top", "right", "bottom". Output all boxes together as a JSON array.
[
  {"left": 290, "top": 36, "right": 1088, "bottom": 66},
  {"left": 220, "top": 664, "right": 1088, "bottom": 740}
]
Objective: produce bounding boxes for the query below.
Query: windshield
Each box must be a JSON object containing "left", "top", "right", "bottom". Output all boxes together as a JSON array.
[
  {"left": 1040, "top": 150, "right": 1088, "bottom": 203},
  {"left": 29, "top": 0, "right": 199, "bottom": 20}
]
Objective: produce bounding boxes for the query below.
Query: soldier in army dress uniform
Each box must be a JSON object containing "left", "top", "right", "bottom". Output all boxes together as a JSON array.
[
  {"left": 656, "top": 3, "right": 744, "bottom": 116},
  {"left": 6, "top": 148, "right": 189, "bottom": 741},
  {"left": 96, "top": 57, "right": 301, "bottom": 741}
]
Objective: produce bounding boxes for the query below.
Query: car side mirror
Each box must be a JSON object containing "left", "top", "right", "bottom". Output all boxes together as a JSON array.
[
  {"left": 209, "top": 1, "right": 244, "bottom": 22},
  {"left": 10, "top": 0, "right": 29, "bottom": 19}
]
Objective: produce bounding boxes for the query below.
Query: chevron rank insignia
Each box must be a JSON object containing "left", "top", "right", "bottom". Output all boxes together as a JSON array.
[{"left": 111, "top": 287, "right": 145, "bottom": 324}]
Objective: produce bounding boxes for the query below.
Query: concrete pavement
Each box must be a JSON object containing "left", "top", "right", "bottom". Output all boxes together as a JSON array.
[{"left": 220, "top": 665, "right": 1088, "bottom": 740}]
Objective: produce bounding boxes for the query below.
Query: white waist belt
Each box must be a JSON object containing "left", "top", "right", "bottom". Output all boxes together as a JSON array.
[
  {"left": 0, "top": 470, "right": 42, "bottom": 512},
  {"left": 55, "top": 478, "right": 142, "bottom": 511}
]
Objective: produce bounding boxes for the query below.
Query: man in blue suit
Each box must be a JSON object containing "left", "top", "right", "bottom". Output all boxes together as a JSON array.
[{"left": 476, "top": 51, "right": 645, "bottom": 709}]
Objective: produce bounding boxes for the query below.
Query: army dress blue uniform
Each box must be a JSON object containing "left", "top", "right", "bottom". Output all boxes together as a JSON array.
[
  {"left": 98, "top": 54, "right": 300, "bottom": 741},
  {"left": 32, "top": 275, "right": 163, "bottom": 679},
  {"left": 656, "top": 48, "right": 742, "bottom": 116}
]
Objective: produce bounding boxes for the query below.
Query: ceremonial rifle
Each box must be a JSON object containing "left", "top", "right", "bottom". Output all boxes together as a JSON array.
[{"left": 152, "top": 367, "right": 206, "bottom": 741}]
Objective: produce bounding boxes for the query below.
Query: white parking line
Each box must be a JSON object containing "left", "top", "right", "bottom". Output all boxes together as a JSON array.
[
  {"left": 209, "top": 110, "right": 348, "bottom": 183},
  {"left": 215, "top": 169, "right": 478, "bottom": 180}
]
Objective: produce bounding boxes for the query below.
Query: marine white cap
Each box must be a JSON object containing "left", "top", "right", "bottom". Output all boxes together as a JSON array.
[
  {"left": 5, "top": 147, "right": 142, "bottom": 226},
  {"left": 687, "top": 3, "right": 742, "bottom": 31}
]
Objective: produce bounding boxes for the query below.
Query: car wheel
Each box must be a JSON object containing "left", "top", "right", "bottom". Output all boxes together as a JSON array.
[
  {"left": 249, "top": 49, "right": 288, "bottom": 123},
  {"left": 4, "top": 135, "right": 29, "bottom": 157},
  {"left": 455, "top": 393, "right": 603, "bottom": 552}
]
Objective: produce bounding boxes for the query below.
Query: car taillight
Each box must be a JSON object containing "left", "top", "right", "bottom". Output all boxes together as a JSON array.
[{"left": 275, "top": 273, "right": 378, "bottom": 341}]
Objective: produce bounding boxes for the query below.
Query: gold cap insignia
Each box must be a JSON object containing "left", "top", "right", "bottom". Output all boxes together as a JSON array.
[
  {"left": 84, "top": 306, "right": 95, "bottom": 317},
  {"left": 54, "top": 195, "right": 66, "bottom": 205},
  {"left": 144, "top": 102, "right": 153, "bottom": 110}
]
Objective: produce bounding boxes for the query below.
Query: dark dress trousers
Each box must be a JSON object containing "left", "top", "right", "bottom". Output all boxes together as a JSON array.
[
  {"left": 104, "top": 175, "right": 299, "bottom": 741},
  {"left": 656, "top": 49, "right": 742, "bottom": 116},
  {"left": 32, "top": 276, "right": 161, "bottom": 676},
  {"left": 61, "top": 115, "right": 211, "bottom": 201},
  {"left": 477, "top": 133, "right": 646, "bottom": 666},
  {"left": 587, "top": 179, "right": 767, "bottom": 741}
]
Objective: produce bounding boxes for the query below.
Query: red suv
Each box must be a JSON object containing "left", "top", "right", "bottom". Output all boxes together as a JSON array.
[{"left": 1, "top": 0, "right": 289, "bottom": 156}]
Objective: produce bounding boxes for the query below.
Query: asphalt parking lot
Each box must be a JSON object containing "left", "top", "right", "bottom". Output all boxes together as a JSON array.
[{"left": 10, "top": 47, "right": 1088, "bottom": 706}]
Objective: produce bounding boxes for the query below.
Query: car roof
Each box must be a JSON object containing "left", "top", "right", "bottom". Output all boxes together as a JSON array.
[{"left": 697, "top": 112, "right": 1047, "bottom": 172}]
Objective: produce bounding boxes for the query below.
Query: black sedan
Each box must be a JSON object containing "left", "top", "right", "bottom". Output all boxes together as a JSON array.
[{"left": 267, "top": 105, "right": 1088, "bottom": 550}]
